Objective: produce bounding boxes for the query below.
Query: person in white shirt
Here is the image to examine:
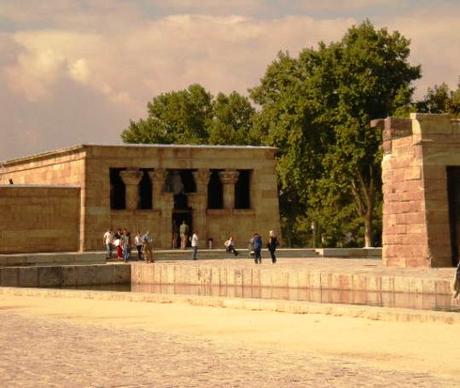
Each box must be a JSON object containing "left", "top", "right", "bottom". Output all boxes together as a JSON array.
[
  {"left": 103, "top": 229, "right": 113, "bottom": 259},
  {"left": 191, "top": 232, "right": 199, "bottom": 260},
  {"left": 224, "top": 236, "right": 239, "bottom": 257},
  {"left": 134, "top": 231, "right": 143, "bottom": 260}
]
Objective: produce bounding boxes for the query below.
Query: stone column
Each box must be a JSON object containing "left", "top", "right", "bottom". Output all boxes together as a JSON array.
[
  {"left": 219, "top": 170, "right": 239, "bottom": 209},
  {"left": 120, "top": 169, "right": 142, "bottom": 210},
  {"left": 193, "top": 169, "right": 210, "bottom": 196},
  {"left": 148, "top": 168, "right": 167, "bottom": 207},
  {"left": 189, "top": 169, "right": 210, "bottom": 243},
  {"left": 148, "top": 169, "right": 174, "bottom": 248}
]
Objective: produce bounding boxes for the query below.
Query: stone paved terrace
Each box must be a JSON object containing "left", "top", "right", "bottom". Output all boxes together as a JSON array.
[
  {"left": 0, "top": 247, "right": 381, "bottom": 266},
  {"left": 1, "top": 291, "right": 460, "bottom": 387}
]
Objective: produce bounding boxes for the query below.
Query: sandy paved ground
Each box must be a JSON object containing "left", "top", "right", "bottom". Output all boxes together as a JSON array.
[{"left": 1, "top": 294, "right": 460, "bottom": 387}]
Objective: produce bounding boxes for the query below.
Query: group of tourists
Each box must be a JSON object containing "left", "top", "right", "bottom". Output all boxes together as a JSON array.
[
  {"left": 223, "top": 231, "right": 278, "bottom": 264},
  {"left": 103, "top": 228, "right": 154, "bottom": 263},
  {"left": 102, "top": 226, "right": 278, "bottom": 264}
]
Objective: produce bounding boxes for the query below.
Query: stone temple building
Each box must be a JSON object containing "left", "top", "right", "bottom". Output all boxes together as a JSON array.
[
  {"left": 0, "top": 144, "right": 281, "bottom": 253},
  {"left": 373, "top": 113, "right": 460, "bottom": 268}
]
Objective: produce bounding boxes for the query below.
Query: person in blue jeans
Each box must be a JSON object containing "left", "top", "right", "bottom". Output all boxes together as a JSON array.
[
  {"left": 122, "top": 230, "right": 131, "bottom": 262},
  {"left": 252, "top": 233, "right": 262, "bottom": 264}
]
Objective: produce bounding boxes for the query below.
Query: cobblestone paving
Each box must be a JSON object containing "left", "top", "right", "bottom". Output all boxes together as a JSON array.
[{"left": 0, "top": 311, "right": 457, "bottom": 388}]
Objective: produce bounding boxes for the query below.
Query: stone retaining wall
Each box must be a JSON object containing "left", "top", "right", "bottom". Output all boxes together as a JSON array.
[
  {"left": 0, "top": 264, "right": 130, "bottom": 288},
  {"left": 131, "top": 262, "right": 453, "bottom": 295}
]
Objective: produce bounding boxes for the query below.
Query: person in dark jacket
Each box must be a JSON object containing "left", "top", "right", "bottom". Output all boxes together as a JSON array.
[
  {"left": 253, "top": 233, "right": 262, "bottom": 264},
  {"left": 267, "top": 230, "right": 278, "bottom": 264}
]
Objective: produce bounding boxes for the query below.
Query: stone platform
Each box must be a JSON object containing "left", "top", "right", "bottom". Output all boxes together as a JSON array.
[
  {"left": 131, "top": 258, "right": 456, "bottom": 295},
  {"left": 0, "top": 258, "right": 455, "bottom": 294},
  {"left": 0, "top": 251, "right": 106, "bottom": 267},
  {"left": 0, "top": 247, "right": 382, "bottom": 267}
]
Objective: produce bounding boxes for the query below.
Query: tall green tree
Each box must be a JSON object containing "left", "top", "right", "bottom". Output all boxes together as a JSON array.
[
  {"left": 122, "top": 84, "right": 213, "bottom": 144},
  {"left": 208, "top": 91, "right": 257, "bottom": 145},
  {"left": 122, "top": 85, "right": 256, "bottom": 145},
  {"left": 251, "top": 20, "right": 421, "bottom": 247}
]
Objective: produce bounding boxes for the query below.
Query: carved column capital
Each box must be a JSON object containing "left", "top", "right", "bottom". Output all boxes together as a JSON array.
[
  {"left": 219, "top": 169, "right": 239, "bottom": 209},
  {"left": 120, "top": 169, "right": 143, "bottom": 186},
  {"left": 219, "top": 170, "right": 239, "bottom": 185},
  {"left": 149, "top": 168, "right": 173, "bottom": 211},
  {"left": 119, "top": 169, "right": 142, "bottom": 210},
  {"left": 193, "top": 169, "right": 210, "bottom": 194},
  {"left": 148, "top": 168, "right": 166, "bottom": 184}
]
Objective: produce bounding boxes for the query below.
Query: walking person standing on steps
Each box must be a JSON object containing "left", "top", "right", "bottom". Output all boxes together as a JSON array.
[
  {"left": 121, "top": 230, "right": 131, "bottom": 262},
  {"left": 103, "top": 229, "right": 113, "bottom": 260},
  {"left": 134, "top": 231, "right": 143, "bottom": 260},
  {"left": 191, "top": 232, "right": 199, "bottom": 260},
  {"left": 142, "top": 232, "right": 154, "bottom": 263},
  {"left": 253, "top": 233, "right": 262, "bottom": 264},
  {"left": 267, "top": 230, "right": 279, "bottom": 264},
  {"left": 180, "top": 220, "right": 189, "bottom": 249}
]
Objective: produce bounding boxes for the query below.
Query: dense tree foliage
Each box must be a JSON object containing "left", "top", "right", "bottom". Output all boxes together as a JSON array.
[
  {"left": 416, "top": 80, "right": 460, "bottom": 115},
  {"left": 122, "top": 21, "right": 423, "bottom": 247},
  {"left": 250, "top": 20, "right": 420, "bottom": 246},
  {"left": 122, "top": 84, "right": 255, "bottom": 145}
]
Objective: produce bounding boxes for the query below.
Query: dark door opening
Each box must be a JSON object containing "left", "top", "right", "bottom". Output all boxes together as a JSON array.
[
  {"left": 110, "top": 168, "right": 126, "bottom": 210},
  {"left": 139, "top": 169, "right": 153, "bottom": 209},
  {"left": 172, "top": 211, "right": 193, "bottom": 249},
  {"left": 208, "top": 170, "right": 223, "bottom": 209},
  {"left": 447, "top": 166, "right": 460, "bottom": 266},
  {"left": 235, "top": 170, "right": 251, "bottom": 209}
]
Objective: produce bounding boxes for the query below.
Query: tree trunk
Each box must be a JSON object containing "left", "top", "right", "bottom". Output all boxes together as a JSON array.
[
  {"left": 364, "top": 210, "right": 373, "bottom": 247},
  {"left": 351, "top": 168, "right": 375, "bottom": 248}
]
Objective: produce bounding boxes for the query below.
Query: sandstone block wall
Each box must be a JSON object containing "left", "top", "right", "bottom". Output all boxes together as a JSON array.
[
  {"left": 83, "top": 145, "right": 281, "bottom": 250},
  {"left": 0, "top": 148, "right": 86, "bottom": 186},
  {"left": 376, "top": 114, "right": 460, "bottom": 267},
  {"left": 0, "top": 186, "right": 80, "bottom": 253},
  {"left": 206, "top": 209, "right": 256, "bottom": 248},
  {"left": 0, "top": 144, "right": 281, "bottom": 252}
]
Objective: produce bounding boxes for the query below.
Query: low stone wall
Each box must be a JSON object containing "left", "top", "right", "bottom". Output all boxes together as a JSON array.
[
  {"left": 131, "top": 262, "right": 453, "bottom": 295},
  {"left": 0, "top": 185, "right": 81, "bottom": 253},
  {"left": 0, "top": 264, "right": 130, "bottom": 288},
  {"left": 0, "top": 252, "right": 105, "bottom": 267},
  {"left": 315, "top": 248, "right": 382, "bottom": 258}
]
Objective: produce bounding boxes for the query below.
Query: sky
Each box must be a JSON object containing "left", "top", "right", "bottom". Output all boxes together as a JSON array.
[{"left": 1, "top": 0, "right": 459, "bottom": 161}]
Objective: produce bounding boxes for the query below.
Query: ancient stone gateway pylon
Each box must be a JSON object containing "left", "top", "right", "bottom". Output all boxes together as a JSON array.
[{"left": 372, "top": 113, "right": 460, "bottom": 267}]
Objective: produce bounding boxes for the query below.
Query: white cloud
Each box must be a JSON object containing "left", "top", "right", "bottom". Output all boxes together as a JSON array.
[
  {"left": 383, "top": 7, "right": 460, "bottom": 96},
  {"left": 2, "top": 15, "right": 353, "bottom": 105},
  {"left": 0, "top": 1, "right": 459, "bottom": 161}
]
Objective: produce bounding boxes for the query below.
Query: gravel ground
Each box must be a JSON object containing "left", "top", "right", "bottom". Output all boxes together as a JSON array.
[{"left": 0, "top": 311, "right": 457, "bottom": 388}]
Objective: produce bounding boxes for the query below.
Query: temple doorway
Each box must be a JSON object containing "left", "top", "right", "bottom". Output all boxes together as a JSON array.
[
  {"left": 447, "top": 166, "right": 460, "bottom": 266},
  {"left": 172, "top": 211, "right": 193, "bottom": 249}
]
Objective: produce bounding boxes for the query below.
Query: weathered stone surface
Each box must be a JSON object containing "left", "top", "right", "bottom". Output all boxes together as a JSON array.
[
  {"left": 18, "top": 267, "right": 38, "bottom": 287},
  {"left": 38, "top": 266, "right": 63, "bottom": 287},
  {"left": 381, "top": 114, "right": 460, "bottom": 267},
  {"left": 0, "top": 267, "right": 19, "bottom": 286},
  {"left": 0, "top": 145, "right": 280, "bottom": 253}
]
